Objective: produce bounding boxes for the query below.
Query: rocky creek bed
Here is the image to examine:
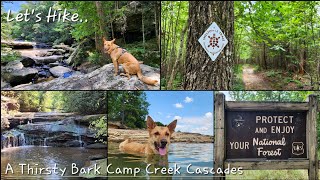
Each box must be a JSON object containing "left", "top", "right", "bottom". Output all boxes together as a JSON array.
[
  {"left": 1, "top": 113, "right": 107, "bottom": 149},
  {"left": 1, "top": 41, "right": 160, "bottom": 90},
  {"left": 1, "top": 43, "right": 86, "bottom": 88}
]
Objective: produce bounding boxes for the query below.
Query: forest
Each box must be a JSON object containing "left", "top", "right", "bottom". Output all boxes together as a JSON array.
[
  {"left": 1, "top": 91, "right": 107, "bottom": 141},
  {"left": 1, "top": 91, "right": 108, "bottom": 178},
  {"left": 1, "top": 1, "right": 160, "bottom": 89},
  {"left": 161, "top": 1, "right": 319, "bottom": 90},
  {"left": 234, "top": 1, "right": 320, "bottom": 90},
  {"left": 161, "top": 1, "right": 233, "bottom": 90},
  {"left": 161, "top": 1, "right": 188, "bottom": 89},
  {"left": 108, "top": 91, "right": 153, "bottom": 128}
]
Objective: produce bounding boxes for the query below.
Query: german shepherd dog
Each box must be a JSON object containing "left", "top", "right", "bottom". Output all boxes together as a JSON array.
[
  {"left": 103, "top": 38, "right": 158, "bottom": 86},
  {"left": 119, "top": 116, "right": 177, "bottom": 156}
]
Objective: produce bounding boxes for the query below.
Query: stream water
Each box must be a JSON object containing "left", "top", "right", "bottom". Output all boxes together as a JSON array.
[{"left": 108, "top": 142, "right": 214, "bottom": 179}]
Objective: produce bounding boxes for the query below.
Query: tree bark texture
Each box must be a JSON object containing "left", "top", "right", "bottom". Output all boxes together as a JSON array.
[{"left": 184, "top": 1, "right": 234, "bottom": 90}]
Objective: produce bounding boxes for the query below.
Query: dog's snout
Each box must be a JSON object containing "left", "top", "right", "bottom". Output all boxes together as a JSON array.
[{"left": 160, "top": 139, "right": 167, "bottom": 146}]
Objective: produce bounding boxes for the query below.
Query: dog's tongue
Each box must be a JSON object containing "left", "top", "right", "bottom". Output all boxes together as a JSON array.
[{"left": 159, "top": 147, "right": 166, "bottom": 156}]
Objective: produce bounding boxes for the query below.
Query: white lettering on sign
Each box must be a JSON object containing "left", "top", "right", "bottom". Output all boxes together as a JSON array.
[
  {"left": 255, "top": 116, "right": 294, "bottom": 124},
  {"left": 198, "top": 22, "right": 228, "bottom": 61},
  {"left": 252, "top": 137, "right": 286, "bottom": 146},
  {"left": 230, "top": 141, "right": 250, "bottom": 150},
  {"left": 257, "top": 147, "right": 282, "bottom": 156}
]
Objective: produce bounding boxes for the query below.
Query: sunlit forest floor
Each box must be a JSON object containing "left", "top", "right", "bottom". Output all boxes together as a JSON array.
[{"left": 233, "top": 64, "right": 314, "bottom": 90}]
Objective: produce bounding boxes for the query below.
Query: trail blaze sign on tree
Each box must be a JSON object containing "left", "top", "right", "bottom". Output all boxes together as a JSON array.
[{"left": 198, "top": 22, "right": 228, "bottom": 61}]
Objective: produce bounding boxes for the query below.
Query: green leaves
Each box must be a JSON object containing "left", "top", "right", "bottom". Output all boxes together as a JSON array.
[{"left": 108, "top": 91, "right": 149, "bottom": 129}]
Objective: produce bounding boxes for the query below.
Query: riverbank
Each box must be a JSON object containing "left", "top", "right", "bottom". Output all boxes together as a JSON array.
[{"left": 108, "top": 128, "right": 214, "bottom": 143}]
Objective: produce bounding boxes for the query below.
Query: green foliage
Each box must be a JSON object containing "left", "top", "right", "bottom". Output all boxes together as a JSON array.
[
  {"left": 9, "top": 2, "right": 73, "bottom": 44},
  {"left": 235, "top": 1, "right": 320, "bottom": 87},
  {"left": 87, "top": 51, "right": 104, "bottom": 65},
  {"left": 232, "top": 64, "right": 245, "bottom": 90},
  {"left": 121, "top": 38, "right": 160, "bottom": 67},
  {"left": 228, "top": 169, "right": 308, "bottom": 180},
  {"left": 2, "top": 1, "right": 159, "bottom": 67},
  {"left": 155, "top": 121, "right": 164, "bottom": 126},
  {"left": 228, "top": 91, "right": 315, "bottom": 102},
  {"left": 265, "top": 70, "right": 281, "bottom": 78},
  {"left": 1, "top": 46, "right": 21, "bottom": 63},
  {"left": 161, "top": 1, "right": 189, "bottom": 88},
  {"left": 108, "top": 91, "right": 149, "bottom": 129},
  {"left": 61, "top": 91, "right": 107, "bottom": 115},
  {"left": 14, "top": 91, "right": 63, "bottom": 112},
  {"left": 90, "top": 116, "right": 107, "bottom": 142},
  {"left": 1, "top": 91, "right": 107, "bottom": 143}
]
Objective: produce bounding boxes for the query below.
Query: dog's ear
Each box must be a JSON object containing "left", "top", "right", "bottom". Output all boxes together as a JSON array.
[
  {"left": 111, "top": 38, "right": 116, "bottom": 44},
  {"left": 167, "top": 119, "right": 177, "bottom": 134},
  {"left": 147, "top": 116, "right": 156, "bottom": 131},
  {"left": 103, "top": 37, "right": 107, "bottom": 42}
]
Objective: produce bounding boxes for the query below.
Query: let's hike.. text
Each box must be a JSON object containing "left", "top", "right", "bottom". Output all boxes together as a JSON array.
[{"left": 6, "top": 7, "right": 85, "bottom": 23}]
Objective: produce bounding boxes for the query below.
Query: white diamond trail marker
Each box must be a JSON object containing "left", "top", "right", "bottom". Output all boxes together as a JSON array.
[{"left": 198, "top": 22, "right": 228, "bottom": 61}]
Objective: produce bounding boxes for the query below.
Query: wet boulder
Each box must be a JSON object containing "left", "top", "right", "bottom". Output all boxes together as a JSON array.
[
  {"left": 2, "top": 67, "right": 38, "bottom": 86},
  {"left": 1, "top": 40, "right": 35, "bottom": 49},
  {"left": 48, "top": 48, "right": 66, "bottom": 55},
  {"left": 20, "top": 56, "right": 35, "bottom": 67},
  {"left": 86, "top": 143, "right": 107, "bottom": 149},
  {"left": 2, "top": 60, "right": 24, "bottom": 72},
  {"left": 10, "top": 63, "right": 160, "bottom": 90},
  {"left": 48, "top": 62, "right": 61, "bottom": 67},
  {"left": 53, "top": 44, "right": 75, "bottom": 52},
  {"left": 32, "top": 55, "right": 64, "bottom": 64},
  {"left": 49, "top": 66, "right": 72, "bottom": 77}
]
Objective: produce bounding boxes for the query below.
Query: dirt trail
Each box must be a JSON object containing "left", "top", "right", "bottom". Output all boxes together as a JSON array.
[{"left": 242, "top": 65, "right": 273, "bottom": 90}]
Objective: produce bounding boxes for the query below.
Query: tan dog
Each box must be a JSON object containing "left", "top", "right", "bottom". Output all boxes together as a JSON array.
[
  {"left": 103, "top": 38, "right": 158, "bottom": 86},
  {"left": 119, "top": 116, "right": 177, "bottom": 156}
]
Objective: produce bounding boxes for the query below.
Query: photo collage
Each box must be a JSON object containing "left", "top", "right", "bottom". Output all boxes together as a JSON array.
[{"left": 1, "top": 1, "right": 320, "bottom": 179}]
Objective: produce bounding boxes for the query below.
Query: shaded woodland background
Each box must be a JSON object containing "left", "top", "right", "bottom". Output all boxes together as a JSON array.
[
  {"left": 161, "top": 1, "right": 188, "bottom": 89},
  {"left": 161, "top": 1, "right": 319, "bottom": 90},
  {"left": 1, "top": 1, "right": 160, "bottom": 67},
  {"left": 234, "top": 1, "right": 320, "bottom": 90},
  {"left": 107, "top": 91, "right": 166, "bottom": 129},
  {"left": 161, "top": 1, "right": 234, "bottom": 90},
  {"left": 1, "top": 91, "right": 107, "bottom": 141}
]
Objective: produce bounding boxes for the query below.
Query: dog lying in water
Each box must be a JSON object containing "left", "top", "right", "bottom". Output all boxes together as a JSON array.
[{"left": 119, "top": 116, "right": 177, "bottom": 156}]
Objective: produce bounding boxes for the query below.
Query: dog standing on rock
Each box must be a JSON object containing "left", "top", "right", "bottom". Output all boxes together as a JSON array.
[{"left": 103, "top": 38, "right": 158, "bottom": 86}]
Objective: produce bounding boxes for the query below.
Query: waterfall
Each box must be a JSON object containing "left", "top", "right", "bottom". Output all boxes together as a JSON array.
[
  {"left": 1, "top": 130, "right": 26, "bottom": 149},
  {"left": 76, "top": 120, "right": 83, "bottom": 147},
  {"left": 44, "top": 138, "right": 47, "bottom": 146}
]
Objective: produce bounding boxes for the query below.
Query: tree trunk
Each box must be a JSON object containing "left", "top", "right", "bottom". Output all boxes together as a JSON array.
[
  {"left": 95, "top": 1, "right": 108, "bottom": 53},
  {"left": 167, "top": 1, "right": 182, "bottom": 81},
  {"left": 110, "top": 22, "right": 114, "bottom": 39},
  {"left": 299, "top": 41, "right": 306, "bottom": 75},
  {"left": 263, "top": 42, "right": 267, "bottom": 69},
  {"left": 167, "top": 22, "right": 188, "bottom": 89},
  {"left": 184, "top": 1, "right": 234, "bottom": 90},
  {"left": 142, "top": 9, "right": 145, "bottom": 51},
  {"left": 154, "top": 2, "right": 160, "bottom": 51}
]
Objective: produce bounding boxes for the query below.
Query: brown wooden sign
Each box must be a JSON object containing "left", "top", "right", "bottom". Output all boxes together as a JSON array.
[
  {"left": 214, "top": 94, "right": 318, "bottom": 180},
  {"left": 226, "top": 111, "right": 307, "bottom": 159}
]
